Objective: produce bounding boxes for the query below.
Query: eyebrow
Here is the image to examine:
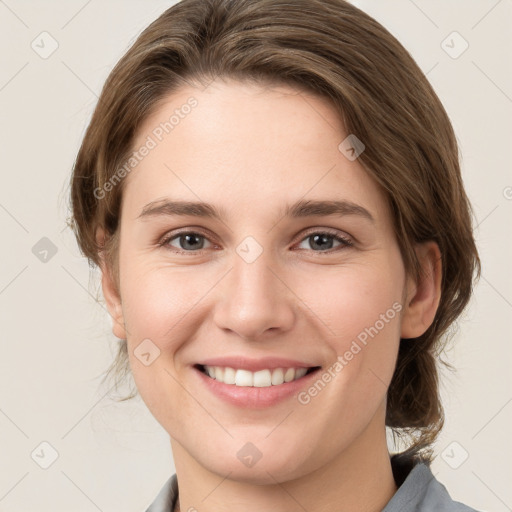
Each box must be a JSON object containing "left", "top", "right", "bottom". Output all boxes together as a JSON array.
[{"left": 137, "top": 198, "right": 375, "bottom": 223}]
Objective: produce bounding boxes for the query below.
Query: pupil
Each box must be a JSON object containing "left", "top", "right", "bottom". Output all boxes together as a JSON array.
[
  {"left": 182, "top": 234, "right": 203, "bottom": 250},
  {"left": 311, "top": 234, "right": 332, "bottom": 250}
]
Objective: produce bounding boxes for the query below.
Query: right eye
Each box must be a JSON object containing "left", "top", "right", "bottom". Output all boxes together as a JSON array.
[{"left": 159, "top": 231, "right": 214, "bottom": 254}]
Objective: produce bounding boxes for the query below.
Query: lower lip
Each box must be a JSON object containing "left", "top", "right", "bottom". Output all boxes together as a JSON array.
[{"left": 193, "top": 366, "right": 322, "bottom": 408}]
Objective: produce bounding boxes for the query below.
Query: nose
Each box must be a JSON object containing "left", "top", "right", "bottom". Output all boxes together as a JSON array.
[{"left": 212, "top": 247, "right": 296, "bottom": 341}]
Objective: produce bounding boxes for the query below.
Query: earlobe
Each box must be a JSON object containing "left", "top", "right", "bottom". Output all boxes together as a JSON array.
[
  {"left": 107, "top": 297, "right": 126, "bottom": 340},
  {"left": 96, "top": 227, "right": 127, "bottom": 340},
  {"left": 400, "top": 241, "right": 442, "bottom": 339}
]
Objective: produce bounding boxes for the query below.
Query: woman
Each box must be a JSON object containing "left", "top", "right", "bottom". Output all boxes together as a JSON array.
[{"left": 68, "top": 0, "right": 481, "bottom": 510}]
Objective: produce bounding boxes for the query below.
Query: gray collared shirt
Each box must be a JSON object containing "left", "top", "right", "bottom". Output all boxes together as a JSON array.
[{"left": 144, "top": 456, "right": 481, "bottom": 512}]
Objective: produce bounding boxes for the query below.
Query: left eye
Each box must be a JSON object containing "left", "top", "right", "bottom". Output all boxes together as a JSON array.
[
  {"left": 296, "top": 232, "right": 353, "bottom": 252},
  {"left": 159, "top": 230, "right": 352, "bottom": 253}
]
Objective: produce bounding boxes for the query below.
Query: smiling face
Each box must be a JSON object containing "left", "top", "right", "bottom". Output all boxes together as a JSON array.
[{"left": 98, "top": 77, "right": 432, "bottom": 484}]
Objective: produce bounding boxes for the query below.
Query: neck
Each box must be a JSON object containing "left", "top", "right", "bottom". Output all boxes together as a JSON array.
[{"left": 170, "top": 411, "right": 397, "bottom": 512}]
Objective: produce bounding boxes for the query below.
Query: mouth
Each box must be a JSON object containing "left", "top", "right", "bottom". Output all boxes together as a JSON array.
[{"left": 194, "top": 364, "right": 322, "bottom": 388}]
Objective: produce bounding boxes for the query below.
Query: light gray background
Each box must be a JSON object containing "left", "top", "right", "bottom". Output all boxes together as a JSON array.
[{"left": 0, "top": 0, "right": 511, "bottom": 511}]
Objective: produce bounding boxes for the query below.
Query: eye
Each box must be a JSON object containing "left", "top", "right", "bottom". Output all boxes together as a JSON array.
[
  {"left": 295, "top": 230, "right": 353, "bottom": 253},
  {"left": 160, "top": 231, "right": 213, "bottom": 253},
  {"left": 158, "top": 228, "right": 353, "bottom": 254}
]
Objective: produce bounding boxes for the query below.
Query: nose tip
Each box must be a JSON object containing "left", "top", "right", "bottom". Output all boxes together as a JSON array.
[{"left": 213, "top": 258, "right": 295, "bottom": 341}]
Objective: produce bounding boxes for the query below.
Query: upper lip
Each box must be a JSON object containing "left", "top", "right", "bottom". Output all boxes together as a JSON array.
[{"left": 195, "top": 356, "right": 321, "bottom": 372}]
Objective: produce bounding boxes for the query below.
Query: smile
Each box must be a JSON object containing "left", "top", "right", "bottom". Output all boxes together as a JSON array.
[{"left": 196, "top": 364, "right": 321, "bottom": 387}]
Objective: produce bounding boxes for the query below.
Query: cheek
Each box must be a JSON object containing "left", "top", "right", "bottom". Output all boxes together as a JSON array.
[
  {"left": 116, "top": 254, "right": 213, "bottom": 403},
  {"left": 120, "top": 259, "right": 213, "bottom": 345},
  {"left": 297, "top": 259, "right": 403, "bottom": 345},
  {"left": 293, "top": 259, "right": 404, "bottom": 409}
]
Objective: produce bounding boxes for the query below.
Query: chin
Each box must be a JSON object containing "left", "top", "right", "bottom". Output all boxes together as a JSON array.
[
  {"left": 206, "top": 456, "right": 307, "bottom": 485},
  {"left": 189, "top": 434, "right": 315, "bottom": 485}
]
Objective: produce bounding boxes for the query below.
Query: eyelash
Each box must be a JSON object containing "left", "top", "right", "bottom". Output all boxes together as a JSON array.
[{"left": 157, "top": 228, "right": 354, "bottom": 255}]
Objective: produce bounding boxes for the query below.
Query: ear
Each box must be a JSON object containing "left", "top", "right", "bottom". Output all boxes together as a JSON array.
[
  {"left": 400, "top": 241, "right": 442, "bottom": 339},
  {"left": 96, "top": 227, "right": 127, "bottom": 340}
]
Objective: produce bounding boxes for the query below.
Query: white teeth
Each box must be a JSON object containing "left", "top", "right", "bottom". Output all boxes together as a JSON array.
[
  {"left": 223, "top": 367, "right": 236, "bottom": 385},
  {"left": 253, "top": 369, "right": 271, "bottom": 387},
  {"left": 271, "top": 368, "right": 284, "bottom": 385},
  {"left": 284, "top": 368, "right": 295, "bottom": 382},
  {"left": 295, "top": 367, "right": 308, "bottom": 379},
  {"left": 202, "top": 366, "right": 312, "bottom": 387},
  {"left": 235, "top": 369, "right": 253, "bottom": 386}
]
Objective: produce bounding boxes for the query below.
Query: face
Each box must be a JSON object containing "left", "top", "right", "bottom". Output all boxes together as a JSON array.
[{"left": 101, "top": 78, "right": 423, "bottom": 484}]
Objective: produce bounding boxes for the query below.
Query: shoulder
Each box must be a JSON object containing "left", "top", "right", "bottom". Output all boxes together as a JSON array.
[
  {"left": 414, "top": 464, "right": 481, "bottom": 511},
  {"left": 384, "top": 454, "right": 482, "bottom": 512},
  {"left": 144, "top": 474, "right": 178, "bottom": 512}
]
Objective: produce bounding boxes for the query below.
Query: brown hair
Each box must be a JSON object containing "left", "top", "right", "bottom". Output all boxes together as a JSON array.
[{"left": 67, "top": 0, "right": 480, "bottom": 461}]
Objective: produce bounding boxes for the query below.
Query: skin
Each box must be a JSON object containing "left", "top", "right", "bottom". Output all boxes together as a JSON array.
[{"left": 97, "top": 78, "right": 442, "bottom": 512}]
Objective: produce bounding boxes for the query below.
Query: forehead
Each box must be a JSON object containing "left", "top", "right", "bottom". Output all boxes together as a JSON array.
[{"left": 121, "top": 78, "right": 389, "bottom": 225}]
